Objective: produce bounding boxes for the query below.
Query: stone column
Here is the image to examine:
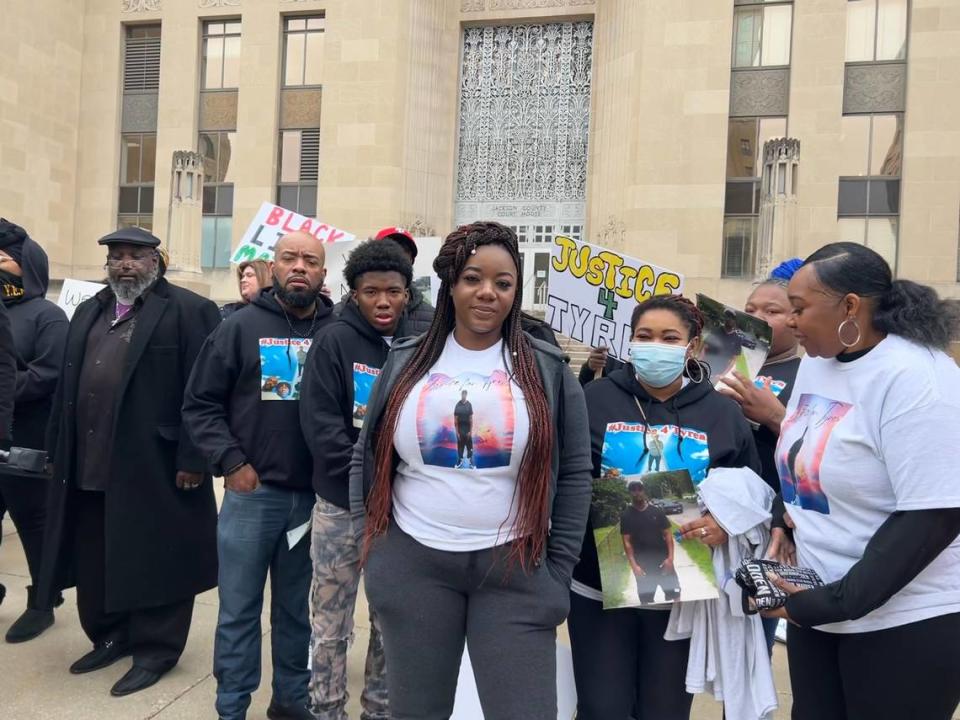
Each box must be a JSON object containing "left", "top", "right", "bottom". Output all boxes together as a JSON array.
[
  {"left": 756, "top": 138, "right": 801, "bottom": 280},
  {"left": 164, "top": 150, "right": 208, "bottom": 293}
]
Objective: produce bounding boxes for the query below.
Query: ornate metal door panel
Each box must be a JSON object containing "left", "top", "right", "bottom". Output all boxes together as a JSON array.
[{"left": 454, "top": 21, "right": 594, "bottom": 234}]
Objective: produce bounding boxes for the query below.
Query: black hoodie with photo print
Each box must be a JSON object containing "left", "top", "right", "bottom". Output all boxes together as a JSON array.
[
  {"left": 182, "top": 288, "right": 334, "bottom": 489},
  {"left": 300, "top": 298, "right": 394, "bottom": 508},
  {"left": 572, "top": 366, "right": 761, "bottom": 593}
]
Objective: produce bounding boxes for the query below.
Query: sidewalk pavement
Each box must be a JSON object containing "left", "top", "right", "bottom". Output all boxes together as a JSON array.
[{"left": 0, "top": 487, "right": 796, "bottom": 719}]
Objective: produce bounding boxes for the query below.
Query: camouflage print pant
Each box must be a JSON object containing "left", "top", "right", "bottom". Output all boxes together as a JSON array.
[{"left": 308, "top": 496, "right": 388, "bottom": 720}]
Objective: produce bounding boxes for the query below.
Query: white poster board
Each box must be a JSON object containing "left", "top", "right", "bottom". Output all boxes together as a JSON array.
[
  {"left": 546, "top": 236, "right": 685, "bottom": 361},
  {"left": 230, "top": 202, "right": 356, "bottom": 264},
  {"left": 57, "top": 279, "right": 106, "bottom": 320},
  {"left": 324, "top": 236, "right": 443, "bottom": 306}
]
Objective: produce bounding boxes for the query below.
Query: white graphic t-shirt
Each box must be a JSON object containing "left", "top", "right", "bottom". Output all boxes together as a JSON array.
[
  {"left": 393, "top": 333, "right": 530, "bottom": 551},
  {"left": 777, "top": 335, "right": 960, "bottom": 633}
]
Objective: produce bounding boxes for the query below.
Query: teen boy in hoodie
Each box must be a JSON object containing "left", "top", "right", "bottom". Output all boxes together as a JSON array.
[
  {"left": 0, "top": 220, "right": 68, "bottom": 643},
  {"left": 299, "top": 239, "right": 412, "bottom": 720},
  {"left": 183, "top": 231, "right": 333, "bottom": 720}
]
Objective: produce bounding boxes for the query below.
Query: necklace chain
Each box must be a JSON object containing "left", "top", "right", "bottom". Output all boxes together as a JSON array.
[{"left": 280, "top": 302, "right": 319, "bottom": 339}]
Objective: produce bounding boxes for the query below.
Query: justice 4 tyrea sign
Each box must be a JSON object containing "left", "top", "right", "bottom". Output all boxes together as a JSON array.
[
  {"left": 231, "top": 202, "right": 357, "bottom": 264},
  {"left": 546, "top": 236, "right": 685, "bottom": 361}
]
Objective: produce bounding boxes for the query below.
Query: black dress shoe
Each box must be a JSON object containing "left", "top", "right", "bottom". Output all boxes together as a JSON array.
[
  {"left": 110, "top": 666, "right": 163, "bottom": 697},
  {"left": 266, "top": 699, "right": 316, "bottom": 720},
  {"left": 69, "top": 639, "right": 130, "bottom": 674}
]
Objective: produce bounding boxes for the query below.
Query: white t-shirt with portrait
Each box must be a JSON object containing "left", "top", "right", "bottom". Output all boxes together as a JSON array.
[
  {"left": 776, "top": 334, "right": 960, "bottom": 633},
  {"left": 392, "top": 333, "right": 531, "bottom": 551}
]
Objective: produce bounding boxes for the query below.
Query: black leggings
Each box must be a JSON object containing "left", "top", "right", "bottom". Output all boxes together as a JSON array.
[
  {"left": 568, "top": 591, "right": 692, "bottom": 720},
  {"left": 787, "top": 612, "right": 960, "bottom": 720},
  {"left": 0, "top": 476, "right": 49, "bottom": 591}
]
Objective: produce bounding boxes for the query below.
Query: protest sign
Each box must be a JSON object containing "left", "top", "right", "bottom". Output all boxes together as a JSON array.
[
  {"left": 545, "top": 236, "right": 684, "bottom": 361},
  {"left": 57, "top": 279, "right": 106, "bottom": 320},
  {"left": 230, "top": 202, "right": 356, "bottom": 264},
  {"left": 696, "top": 294, "right": 772, "bottom": 387}
]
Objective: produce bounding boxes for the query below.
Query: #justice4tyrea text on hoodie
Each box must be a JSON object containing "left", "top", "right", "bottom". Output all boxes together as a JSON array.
[
  {"left": 300, "top": 298, "right": 393, "bottom": 509},
  {"left": 182, "top": 288, "right": 334, "bottom": 489},
  {"left": 572, "top": 366, "right": 761, "bottom": 597}
]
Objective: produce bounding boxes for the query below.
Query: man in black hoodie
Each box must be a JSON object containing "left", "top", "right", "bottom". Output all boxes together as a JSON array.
[
  {"left": 0, "top": 221, "right": 69, "bottom": 643},
  {"left": 299, "top": 239, "right": 411, "bottom": 720},
  {"left": 183, "top": 231, "right": 334, "bottom": 720}
]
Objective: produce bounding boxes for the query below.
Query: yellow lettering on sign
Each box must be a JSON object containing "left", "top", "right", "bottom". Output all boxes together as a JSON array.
[
  {"left": 635, "top": 265, "right": 657, "bottom": 302},
  {"left": 654, "top": 272, "right": 683, "bottom": 296}
]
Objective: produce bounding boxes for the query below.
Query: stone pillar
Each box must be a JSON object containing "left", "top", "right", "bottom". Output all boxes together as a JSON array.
[
  {"left": 164, "top": 150, "right": 208, "bottom": 293},
  {"left": 756, "top": 138, "right": 801, "bottom": 280}
]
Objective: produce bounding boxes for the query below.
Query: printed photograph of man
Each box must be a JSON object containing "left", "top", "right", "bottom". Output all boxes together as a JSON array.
[
  {"left": 454, "top": 390, "right": 474, "bottom": 469},
  {"left": 620, "top": 480, "right": 681, "bottom": 604}
]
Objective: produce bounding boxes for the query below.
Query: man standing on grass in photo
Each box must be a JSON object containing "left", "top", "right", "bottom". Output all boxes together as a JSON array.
[{"left": 621, "top": 480, "right": 680, "bottom": 604}]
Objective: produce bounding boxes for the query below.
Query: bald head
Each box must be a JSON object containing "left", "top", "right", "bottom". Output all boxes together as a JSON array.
[
  {"left": 272, "top": 231, "right": 327, "bottom": 314},
  {"left": 275, "top": 231, "right": 326, "bottom": 266}
]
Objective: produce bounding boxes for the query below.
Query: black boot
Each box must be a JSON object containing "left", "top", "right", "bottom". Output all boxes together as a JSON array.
[{"left": 5, "top": 586, "right": 59, "bottom": 643}]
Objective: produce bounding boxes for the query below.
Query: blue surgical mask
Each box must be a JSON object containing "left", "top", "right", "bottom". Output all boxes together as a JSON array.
[{"left": 628, "top": 342, "right": 689, "bottom": 388}]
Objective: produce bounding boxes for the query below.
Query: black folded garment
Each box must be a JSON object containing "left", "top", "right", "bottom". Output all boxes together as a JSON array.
[{"left": 735, "top": 559, "right": 824, "bottom": 614}]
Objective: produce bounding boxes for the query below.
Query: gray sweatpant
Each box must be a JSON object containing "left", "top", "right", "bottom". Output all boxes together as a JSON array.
[{"left": 364, "top": 521, "right": 570, "bottom": 720}]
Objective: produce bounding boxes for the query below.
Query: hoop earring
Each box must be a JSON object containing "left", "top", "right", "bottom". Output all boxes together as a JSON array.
[
  {"left": 686, "top": 358, "right": 706, "bottom": 384},
  {"left": 838, "top": 317, "right": 862, "bottom": 348}
]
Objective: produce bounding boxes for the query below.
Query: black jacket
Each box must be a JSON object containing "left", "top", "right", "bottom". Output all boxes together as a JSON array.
[
  {"left": 0, "top": 303, "right": 14, "bottom": 442},
  {"left": 349, "top": 332, "right": 593, "bottom": 582},
  {"left": 1, "top": 237, "right": 68, "bottom": 456},
  {"left": 183, "top": 289, "right": 334, "bottom": 490},
  {"left": 573, "top": 367, "right": 761, "bottom": 592},
  {"left": 300, "top": 300, "right": 391, "bottom": 508},
  {"left": 578, "top": 354, "right": 626, "bottom": 387},
  {"left": 753, "top": 355, "right": 801, "bottom": 493},
  {"left": 398, "top": 284, "right": 434, "bottom": 337},
  {"left": 39, "top": 278, "right": 221, "bottom": 611}
]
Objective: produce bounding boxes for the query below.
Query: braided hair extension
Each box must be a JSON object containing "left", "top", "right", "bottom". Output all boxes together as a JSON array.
[{"left": 364, "top": 222, "right": 554, "bottom": 570}]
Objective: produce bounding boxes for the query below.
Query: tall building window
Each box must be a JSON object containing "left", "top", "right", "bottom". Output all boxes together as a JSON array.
[
  {"left": 123, "top": 24, "right": 161, "bottom": 92},
  {"left": 837, "top": 113, "right": 902, "bottom": 268},
  {"left": 118, "top": 133, "right": 157, "bottom": 231},
  {"left": 283, "top": 16, "right": 325, "bottom": 87},
  {"left": 732, "top": 1, "right": 793, "bottom": 68},
  {"left": 200, "top": 132, "right": 236, "bottom": 269},
  {"left": 722, "top": 116, "right": 787, "bottom": 277},
  {"left": 202, "top": 21, "right": 241, "bottom": 90},
  {"left": 846, "top": 0, "right": 908, "bottom": 63},
  {"left": 277, "top": 128, "right": 319, "bottom": 216},
  {"left": 119, "top": 25, "right": 160, "bottom": 230}
]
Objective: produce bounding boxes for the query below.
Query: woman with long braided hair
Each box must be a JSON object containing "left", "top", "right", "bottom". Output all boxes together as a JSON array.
[{"left": 348, "top": 221, "right": 592, "bottom": 719}]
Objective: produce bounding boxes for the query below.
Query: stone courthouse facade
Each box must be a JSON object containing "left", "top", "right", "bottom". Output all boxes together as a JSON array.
[{"left": 2, "top": 0, "right": 959, "bottom": 306}]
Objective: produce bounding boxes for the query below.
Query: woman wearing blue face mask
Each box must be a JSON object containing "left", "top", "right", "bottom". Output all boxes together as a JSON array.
[{"left": 568, "top": 294, "right": 761, "bottom": 720}]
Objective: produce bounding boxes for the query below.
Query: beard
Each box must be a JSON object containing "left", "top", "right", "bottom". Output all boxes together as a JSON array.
[
  {"left": 108, "top": 264, "right": 159, "bottom": 304},
  {"left": 273, "top": 272, "right": 318, "bottom": 309}
]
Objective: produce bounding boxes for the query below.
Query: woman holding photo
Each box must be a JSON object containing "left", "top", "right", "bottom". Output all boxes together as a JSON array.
[
  {"left": 349, "top": 221, "right": 592, "bottom": 720},
  {"left": 719, "top": 259, "right": 805, "bottom": 649},
  {"left": 763, "top": 243, "right": 960, "bottom": 720},
  {"left": 568, "top": 294, "right": 761, "bottom": 720}
]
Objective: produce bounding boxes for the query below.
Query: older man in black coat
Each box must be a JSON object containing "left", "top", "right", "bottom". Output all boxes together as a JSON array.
[{"left": 39, "top": 227, "right": 221, "bottom": 697}]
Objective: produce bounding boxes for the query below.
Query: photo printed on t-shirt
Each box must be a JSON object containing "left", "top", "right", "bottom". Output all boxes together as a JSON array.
[{"left": 415, "top": 370, "right": 515, "bottom": 470}]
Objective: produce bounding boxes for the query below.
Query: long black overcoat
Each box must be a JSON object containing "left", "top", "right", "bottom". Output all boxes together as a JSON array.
[{"left": 38, "top": 278, "right": 221, "bottom": 612}]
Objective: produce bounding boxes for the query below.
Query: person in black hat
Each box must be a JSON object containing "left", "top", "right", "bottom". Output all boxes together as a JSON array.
[
  {"left": 0, "top": 218, "right": 69, "bottom": 644},
  {"left": 38, "top": 226, "right": 221, "bottom": 697}
]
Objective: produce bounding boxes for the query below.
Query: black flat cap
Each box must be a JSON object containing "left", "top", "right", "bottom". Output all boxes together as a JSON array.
[{"left": 97, "top": 227, "right": 161, "bottom": 248}]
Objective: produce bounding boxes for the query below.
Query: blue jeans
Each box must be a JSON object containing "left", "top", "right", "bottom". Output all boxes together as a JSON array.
[{"left": 214, "top": 483, "right": 314, "bottom": 720}]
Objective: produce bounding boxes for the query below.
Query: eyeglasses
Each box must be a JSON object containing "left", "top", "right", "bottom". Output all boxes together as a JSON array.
[{"left": 105, "top": 253, "right": 155, "bottom": 267}]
